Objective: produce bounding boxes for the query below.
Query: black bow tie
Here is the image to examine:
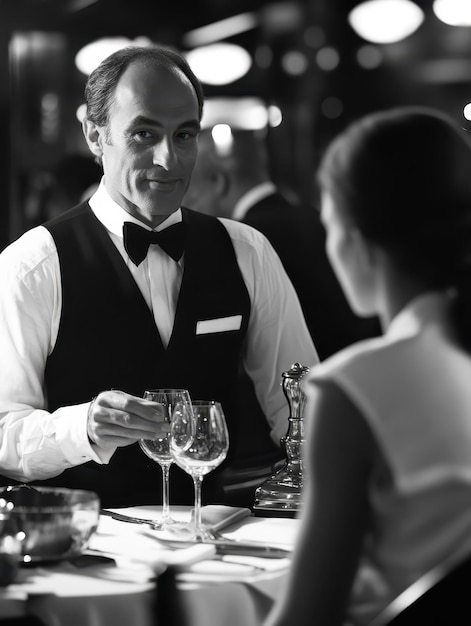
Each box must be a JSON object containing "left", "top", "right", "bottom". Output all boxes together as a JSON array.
[{"left": 123, "top": 221, "right": 185, "bottom": 266}]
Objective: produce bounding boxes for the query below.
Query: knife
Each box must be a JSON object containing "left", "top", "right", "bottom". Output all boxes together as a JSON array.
[
  {"left": 143, "top": 535, "right": 292, "bottom": 559},
  {"left": 146, "top": 529, "right": 292, "bottom": 559},
  {"left": 101, "top": 509, "right": 159, "bottom": 526},
  {"left": 210, "top": 541, "right": 291, "bottom": 559}
]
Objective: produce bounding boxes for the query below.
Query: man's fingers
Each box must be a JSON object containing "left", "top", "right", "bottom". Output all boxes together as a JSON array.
[
  {"left": 87, "top": 390, "right": 170, "bottom": 448},
  {"left": 94, "top": 390, "right": 166, "bottom": 423},
  {"left": 88, "top": 415, "right": 170, "bottom": 448},
  {"left": 96, "top": 409, "right": 170, "bottom": 434}
]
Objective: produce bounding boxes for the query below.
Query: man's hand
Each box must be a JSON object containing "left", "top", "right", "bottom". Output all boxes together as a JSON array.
[{"left": 87, "top": 390, "right": 169, "bottom": 449}]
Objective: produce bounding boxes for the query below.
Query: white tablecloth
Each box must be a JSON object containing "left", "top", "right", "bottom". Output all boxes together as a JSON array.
[{"left": 0, "top": 506, "right": 300, "bottom": 626}]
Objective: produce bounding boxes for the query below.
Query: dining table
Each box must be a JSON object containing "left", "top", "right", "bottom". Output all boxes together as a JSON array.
[{"left": 0, "top": 504, "right": 301, "bottom": 626}]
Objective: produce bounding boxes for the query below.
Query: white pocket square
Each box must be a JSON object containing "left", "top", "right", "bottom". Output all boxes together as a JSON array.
[{"left": 196, "top": 315, "right": 243, "bottom": 335}]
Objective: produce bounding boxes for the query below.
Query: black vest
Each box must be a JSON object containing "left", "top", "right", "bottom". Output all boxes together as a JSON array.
[{"left": 38, "top": 203, "right": 251, "bottom": 507}]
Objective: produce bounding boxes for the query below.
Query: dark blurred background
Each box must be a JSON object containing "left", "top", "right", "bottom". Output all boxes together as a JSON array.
[{"left": 1, "top": 0, "right": 471, "bottom": 250}]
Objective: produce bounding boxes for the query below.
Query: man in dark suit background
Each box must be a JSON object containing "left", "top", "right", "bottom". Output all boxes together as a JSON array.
[
  {"left": 184, "top": 125, "right": 380, "bottom": 506},
  {"left": 185, "top": 127, "right": 381, "bottom": 361}
]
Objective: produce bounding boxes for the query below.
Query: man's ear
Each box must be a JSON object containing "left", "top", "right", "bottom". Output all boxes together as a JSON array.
[{"left": 82, "top": 118, "right": 104, "bottom": 162}]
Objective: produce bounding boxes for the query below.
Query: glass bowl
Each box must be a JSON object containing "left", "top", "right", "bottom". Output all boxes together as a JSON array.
[{"left": 0, "top": 486, "right": 100, "bottom": 564}]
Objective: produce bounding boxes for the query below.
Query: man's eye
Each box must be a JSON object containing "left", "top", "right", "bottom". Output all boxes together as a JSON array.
[
  {"left": 177, "top": 131, "right": 196, "bottom": 141},
  {"left": 134, "top": 130, "right": 153, "bottom": 141}
]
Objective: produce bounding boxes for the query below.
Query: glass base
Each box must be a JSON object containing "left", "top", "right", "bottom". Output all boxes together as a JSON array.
[
  {"left": 253, "top": 467, "right": 303, "bottom": 513},
  {"left": 152, "top": 520, "right": 209, "bottom": 543},
  {"left": 146, "top": 515, "right": 180, "bottom": 531}
]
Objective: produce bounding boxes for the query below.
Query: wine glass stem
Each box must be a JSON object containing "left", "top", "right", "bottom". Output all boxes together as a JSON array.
[
  {"left": 192, "top": 475, "right": 204, "bottom": 538},
  {"left": 161, "top": 464, "right": 171, "bottom": 522}
]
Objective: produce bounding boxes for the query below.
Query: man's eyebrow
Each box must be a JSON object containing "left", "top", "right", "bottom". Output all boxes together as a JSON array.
[
  {"left": 131, "top": 115, "right": 201, "bottom": 131},
  {"left": 182, "top": 120, "right": 201, "bottom": 132}
]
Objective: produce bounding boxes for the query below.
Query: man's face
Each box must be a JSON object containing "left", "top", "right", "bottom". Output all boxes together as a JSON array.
[{"left": 96, "top": 61, "right": 200, "bottom": 227}]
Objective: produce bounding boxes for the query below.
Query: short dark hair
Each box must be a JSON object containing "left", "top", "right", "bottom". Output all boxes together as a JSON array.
[
  {"left": 85, "top": 44, "right": 204, "bottom": 127},
  {"left": 317, "top": 105, "right": 471, "bottom": 351},
  {"left": 317, "top": 106, "right": 471, "bottom": 260}
]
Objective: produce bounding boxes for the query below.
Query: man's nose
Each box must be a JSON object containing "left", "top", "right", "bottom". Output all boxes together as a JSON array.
[{"left": 152, "top": 137, "right": 177, "bottom": 170}]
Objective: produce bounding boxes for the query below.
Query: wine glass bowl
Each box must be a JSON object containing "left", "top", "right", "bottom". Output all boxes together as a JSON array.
[
  {"left": 139, "top": 388, "right": 192, "bottom": 529},
  {"left": 170, "top": 400, "right": 229, "bottom": 541}
]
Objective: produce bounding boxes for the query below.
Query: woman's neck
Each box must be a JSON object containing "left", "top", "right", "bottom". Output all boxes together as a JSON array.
[{"left": 378, "top": 258, "right": 427, "bottom": 329}]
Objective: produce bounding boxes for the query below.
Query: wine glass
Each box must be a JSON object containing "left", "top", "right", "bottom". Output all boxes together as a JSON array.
[
  {"left": 170, "top": 400, "right": 229, "bottom": 541},
  {"left": 139, "top": 389, "right": 192, "bottom": 529}
]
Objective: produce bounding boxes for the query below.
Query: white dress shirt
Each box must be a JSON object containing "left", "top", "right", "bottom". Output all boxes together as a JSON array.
[{"left": 0, "top": 181, "right": 318, "bottom": 482}]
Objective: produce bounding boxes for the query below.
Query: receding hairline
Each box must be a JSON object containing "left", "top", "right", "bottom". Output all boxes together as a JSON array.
[
  {"left": 85, "top": 45, "right": 205, "bottom": 126},
  {"left": 121, "top": 57, "right": 199, "bottom": 95}
]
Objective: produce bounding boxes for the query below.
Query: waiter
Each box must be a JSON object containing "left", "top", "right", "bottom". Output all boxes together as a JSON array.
[{"left": 0, "top": 44, "right": 318, "bottom": 507}]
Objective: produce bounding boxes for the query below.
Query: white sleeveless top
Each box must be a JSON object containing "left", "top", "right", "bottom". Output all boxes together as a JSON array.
[{"left": 308, "top": 291, "right": 471, "bottom": 625}]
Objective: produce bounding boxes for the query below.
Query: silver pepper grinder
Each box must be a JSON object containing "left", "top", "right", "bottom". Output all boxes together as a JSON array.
[{"left": 253, "top": 362, "right": 310, "bottom": 517}]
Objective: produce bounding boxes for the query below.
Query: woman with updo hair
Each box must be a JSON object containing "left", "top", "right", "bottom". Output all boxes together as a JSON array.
[{"left": 265, "top": 107, "right": 471, "bottom": 626}]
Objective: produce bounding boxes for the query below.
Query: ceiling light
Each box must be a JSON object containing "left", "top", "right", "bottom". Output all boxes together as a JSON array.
[
  {"left": 348, "top": 0, "right": 424, "bottom": 44},
  {"left": 412, "top": 59, "right": 471, "bottom": 83},
  {"left": 75, "top": 36, "right": 151, "bottom": 75},
  {"left": 76, "top": 103, "right": 87, "bottom": 123},
  {"left": 182, "top": 12, "right": 258, "bottom": 47},
  {"left": 201, "top": 98, "right": 269, "bottom": 130},
  {"left": 281, "top": 50, "right": 309, "bottom": 76},
  {"left": 185, "top": 43, "right": 252, "bottom": 85},
  {"left": 316, "top": 47, "right": 340, "bottom": 71},
  {"left": 260, "top": 2, "right": 303, "bottom": 34},
  {"left": 433, "top": 0, "right": 471, "bottom": 26},
  {"left": 268, "top": 105, "right": 283, "bottom": 128},
  {"left": 356, "top": 45, "right": 383, "bottom": 69},
  {"left": 211, "top": 124, "right": 234, "bottom": 157}
]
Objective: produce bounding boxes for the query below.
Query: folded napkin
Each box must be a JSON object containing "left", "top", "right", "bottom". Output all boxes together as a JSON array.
[
  {"left": 93, "top": 504, "right": 252, "bottom": 568},
  {"left": 197, "top": 505, "right": 252, "bottom": 531},
  {"left": 94, "top": 504, "right": 297, "bottom": 585},
  {"left": 90, "top": 514, "right": 216, "bottom": 571},
  {"left": 219, "top": 516, "right": 299, "bottom": 551},
  {"left": 101, "top": 504, "right": 251, "bottom": 532}
]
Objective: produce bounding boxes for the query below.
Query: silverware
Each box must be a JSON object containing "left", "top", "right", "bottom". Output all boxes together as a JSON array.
[
  {"left": 142, "top": 532, "right": 291, "bottom": 559},
  {"left": 138, "top": 528, "right": 291, "bottom": 559},
  {"left": 101, "top": 509, "right": 292, "bottom": 559},
  {"left": 209, "top": 541, "right": 291, "bottom": 559},
  {"left": 101, "top": 509, "right": 159, "bottom": 527}
]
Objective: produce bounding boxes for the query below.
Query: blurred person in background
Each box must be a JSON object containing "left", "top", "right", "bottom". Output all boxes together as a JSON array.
[
  {"left": 46, "top": 153, "right": 101, "bottom": 218},
  {"left": 184, "top": 127, "right": 381, "bottom": 360},
  {"left": 185, "top": 127, "right": 380, "bottom": 504},
  {"left": 22, "top": 154, "right": 100, "bottom": 228},
  {"left": 264, "top": 106, "right": 471, "bottom": 626},
  {"left": 0, "top": 44, "right": 317, "bottom": 508}
]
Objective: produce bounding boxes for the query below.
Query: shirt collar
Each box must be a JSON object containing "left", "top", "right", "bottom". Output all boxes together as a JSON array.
[
  {"left": 232, "top": 181, "right": 277, "bottom": 221},
  {"left": 88, "top": 178, "right": 183, "bottom": 239}
]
